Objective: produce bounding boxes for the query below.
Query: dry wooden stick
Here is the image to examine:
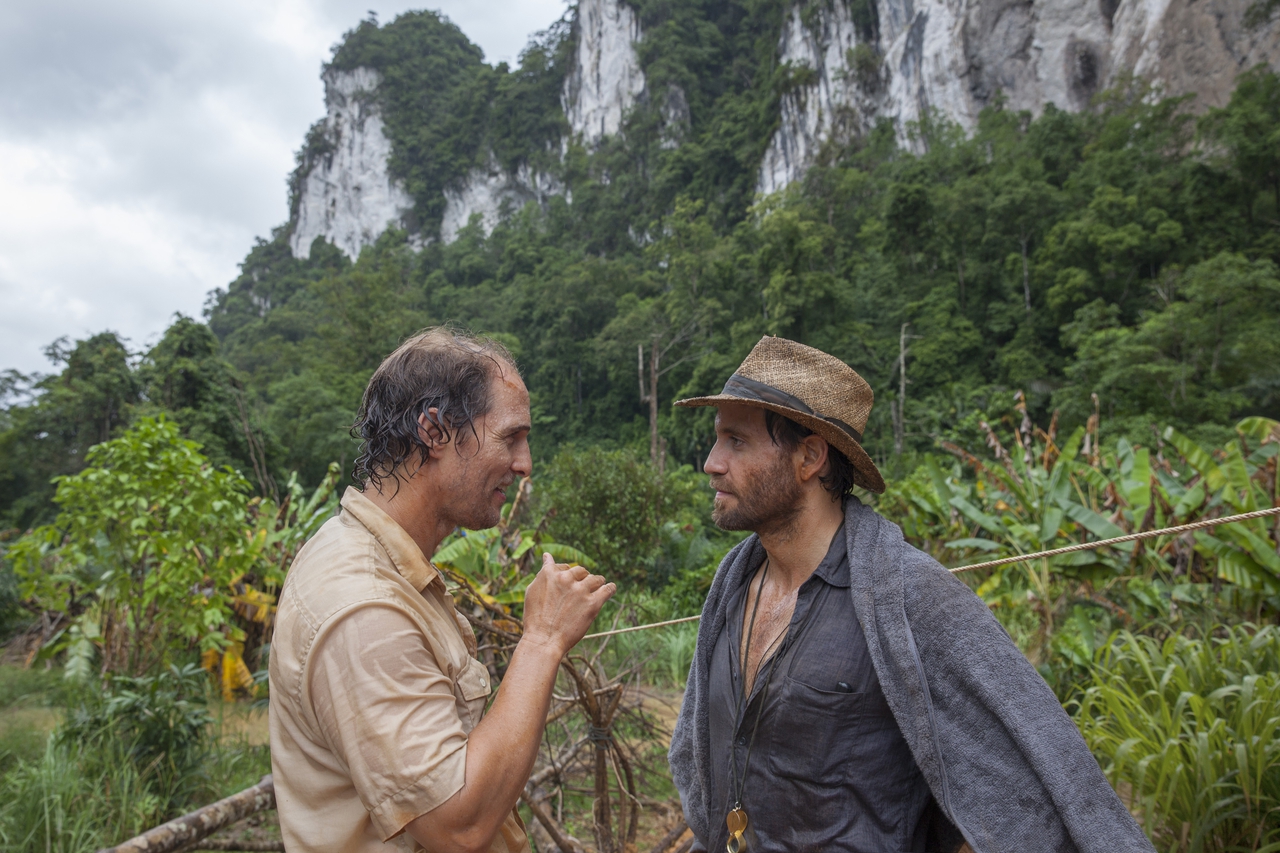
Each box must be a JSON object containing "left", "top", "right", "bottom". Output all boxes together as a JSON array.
[{"left": 97, "top": 776, "right": 276, "bottom": 853}]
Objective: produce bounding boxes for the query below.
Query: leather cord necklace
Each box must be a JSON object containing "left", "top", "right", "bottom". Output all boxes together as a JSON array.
[{"left": 725, "top": 558, "right": 786, "bottom": 853}]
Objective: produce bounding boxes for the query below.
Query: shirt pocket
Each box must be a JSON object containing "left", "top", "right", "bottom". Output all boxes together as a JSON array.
[
  {"left": 457, "top": 657, "right": 492, "bottom": 700},
  {"left": 764, "top": 675, "right": 864, "bottom": 784}
]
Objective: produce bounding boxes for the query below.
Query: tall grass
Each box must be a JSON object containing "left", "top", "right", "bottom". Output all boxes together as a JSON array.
[
  {"left": 0, "top": 737, "right": 162, "bottom": 853},
  {"left": 0, "top": 661, "right": 272, "bottom": 853},
  {"left": 1073, "top": 626, "right": 1280, "bottom": 852}
]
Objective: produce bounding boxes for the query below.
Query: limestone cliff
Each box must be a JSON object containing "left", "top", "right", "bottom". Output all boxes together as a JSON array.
[
  {"left": 287, "top": 0, "right": 1279, "bottom": 257},
  {"left": 440, "top": 160, "right": 564, "bottom": 243},
  {"left": 435, "top": 0, "right": 646, "bottom": 245},
  {"left": 289, "top": 68, "right": 412, "bottom": 260},
  {"left": 289, "top": 0, "right": 644, "bottom": 257},
  {"left": 562, "top": 0, "right": 646, "bottom": 146},
  {"left": 759, "top": 0, "right": 1280, "bottom": 194}
]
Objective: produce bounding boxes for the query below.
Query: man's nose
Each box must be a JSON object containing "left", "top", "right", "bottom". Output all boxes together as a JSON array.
[
  {"left": 512, "top": 441, "right": 533, "bottom": 478},
  {"left": 704, "top": 442, "right": 729, "bottom": 475}
]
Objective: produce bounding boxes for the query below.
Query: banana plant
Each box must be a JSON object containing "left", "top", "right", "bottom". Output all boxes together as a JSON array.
[
  {"left": 200, "top": 462, "right": 343, "bottom": 699},
  {"left": 1163, "top": 418, "right": 1280, "bottom": 595},
  {"left": 432, "top": 476, "right": 596, "bottom": 613},
  {"left": 880, "top": 402, "right": 1280, "bottom": 683}
]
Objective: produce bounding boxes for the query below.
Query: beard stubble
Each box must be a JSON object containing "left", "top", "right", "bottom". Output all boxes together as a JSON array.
[{"left": 711, "top": 448, "right": 804, "bottom": 536}]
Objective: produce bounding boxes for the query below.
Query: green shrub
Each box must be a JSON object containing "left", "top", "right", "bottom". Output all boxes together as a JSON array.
[
  {"left": 0, "top": 554, "right": 26, "bottom": 645},
  {"left": 539, "top": 447, "right": 715, "bottom": 588},
  {"left": 59, "top": 663, "right": 213, "bottom": 813},
  {"left": 1073, "top": 626, "right": 1280, "bottom": 852}
]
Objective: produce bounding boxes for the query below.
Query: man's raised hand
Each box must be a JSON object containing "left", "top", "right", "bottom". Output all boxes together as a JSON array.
[{"left": 522, "top": 552, "right": 616, "bottom": 656}]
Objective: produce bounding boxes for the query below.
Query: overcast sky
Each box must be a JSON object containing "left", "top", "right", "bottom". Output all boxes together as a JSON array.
[{"left": 0, "top": 0, "right": 568, "bottom": 376}]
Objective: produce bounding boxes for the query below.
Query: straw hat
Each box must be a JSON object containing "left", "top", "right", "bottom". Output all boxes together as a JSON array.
[{"left": 675, "top": 336, "right": 885, "bottom": 494}]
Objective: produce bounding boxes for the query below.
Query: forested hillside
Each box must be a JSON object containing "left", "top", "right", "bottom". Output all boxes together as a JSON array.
[{"left": 1, "top": 7, "right": 1279, "bottom": 530}]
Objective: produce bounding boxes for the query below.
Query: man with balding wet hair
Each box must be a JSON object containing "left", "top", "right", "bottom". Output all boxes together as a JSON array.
[{"left": 270, "top": 328, "right": 615, "bottom": 853}]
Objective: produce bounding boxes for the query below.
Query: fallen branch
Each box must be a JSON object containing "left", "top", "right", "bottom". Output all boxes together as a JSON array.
[{"left": 97, "top": 775, "right": 276, "bottom": 853}]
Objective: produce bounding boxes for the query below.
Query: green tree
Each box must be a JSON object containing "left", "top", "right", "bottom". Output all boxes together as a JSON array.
[
  {"left": 539, "top": 447, "right": 705, "bottom": 587},
  {"left": 1056, "top": 253, "right": 1280, "bottom": 431},
  {"left": 138, "top": 315, "right": 273, "bottom": 494},
  {"left": 0, "top": 333, "right": 139, "bottom": 528},
  {"left": 9, "top": 417, "right": 255, "bottom": 677},
  {"left": 1201, "top": 65, "right": 1280, "bottom": 221}
]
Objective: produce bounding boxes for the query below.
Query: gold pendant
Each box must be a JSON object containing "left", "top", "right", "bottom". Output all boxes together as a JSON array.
[{"left": 726, "top": 807, "right": 748, "bottom": 853}]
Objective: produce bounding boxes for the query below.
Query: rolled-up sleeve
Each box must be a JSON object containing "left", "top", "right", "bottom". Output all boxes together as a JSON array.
[{"left": 309, "top": 604, "right": 469, "bottom": 840}]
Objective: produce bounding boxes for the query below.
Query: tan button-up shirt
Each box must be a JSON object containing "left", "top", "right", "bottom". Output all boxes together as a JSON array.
[{"left": 269, "top": 487, "right": 529, "bottom": 852}]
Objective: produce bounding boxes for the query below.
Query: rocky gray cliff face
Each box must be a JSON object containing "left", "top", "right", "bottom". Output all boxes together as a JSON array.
[
  {"left": 290, "top": 68, "right": 413, "bottom": 260},
  {"left": 440, "top": 160, "right": 564, "bottom": 243},
  {"left": 563, "top": 0, "right": 646, "bottom": 146},
  {"left": 436, "top": 0, "right": 642, "bottom": 244},
  {"left": 289, "top": 0, "right": 644, "bottom": 258},
  {"left": 760, "top": 0, "right": 1280, "bottom": 194},
  {"left": 288, "top": 0, "right": 1278, "bottom": 257}
]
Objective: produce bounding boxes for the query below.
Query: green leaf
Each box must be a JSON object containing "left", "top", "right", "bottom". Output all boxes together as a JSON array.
[
  {"left": 1056, "top": 497, "right": 1134, "bottom": 552},
  {"left": 1164, "top": 427, "right": 1226, "bottom": 492},
  {"left": 948, "top": 495, "right": 1003, "bottom": 535},
  {"left": 539, "top": 542, "right": 597, "bottom": 569},
  {"left": 945, "top": 537, "right": 1003, "bottom": 551}
]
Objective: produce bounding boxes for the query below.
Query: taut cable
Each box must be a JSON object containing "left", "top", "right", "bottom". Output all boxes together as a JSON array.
[
  {"left": 582, "top": 614, "right": 703, "bottom": 640},
  {"left": 948, "top": 504, "right": 1280, "bottom": 574},
  {"left": 577, "top": 506, "right": 1280, "bottom": 640}
]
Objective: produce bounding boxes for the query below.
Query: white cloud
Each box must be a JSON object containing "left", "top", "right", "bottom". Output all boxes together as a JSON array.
[{"left": 0, "top": 0, "right": 570, "bottom": 374}]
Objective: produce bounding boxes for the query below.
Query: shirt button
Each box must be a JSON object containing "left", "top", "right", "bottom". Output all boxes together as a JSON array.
[{"left": 736, "top": 735, "right": 747, "bottom": 746}]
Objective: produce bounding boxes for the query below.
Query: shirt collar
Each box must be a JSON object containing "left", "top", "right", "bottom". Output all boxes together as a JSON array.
[
  {"left": 810, "top": 522, "right": 850, "bottom": 588},
  {"left": 340, "top": 486, "right": 441, "bottom": 592}
]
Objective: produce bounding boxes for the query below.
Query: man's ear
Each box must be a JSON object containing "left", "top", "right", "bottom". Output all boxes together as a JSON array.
[
  {"left": 797, "top": 434, "right": 830, "bottom": 484},
  {"left": 417, "top": 410, "right": 447, "bottom": 459}
]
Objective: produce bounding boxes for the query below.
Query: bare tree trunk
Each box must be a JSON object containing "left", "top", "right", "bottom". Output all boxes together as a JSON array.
[
  {"left": 649, "top": 340, "right": 660, "bottom": 469},
  {"left": 893, "top": 323, "right": 910, "bottom": 455},
  {"left": 1020, "top": 237, "right": 1032, "bottom": 312},
  {"left": 97, "top": 776, "right": 276, "bottom": 853}
]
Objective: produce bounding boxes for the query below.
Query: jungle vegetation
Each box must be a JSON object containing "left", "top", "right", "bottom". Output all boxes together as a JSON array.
[{"left": 1, "top": 6, "right": 1280, "bottom": 851}]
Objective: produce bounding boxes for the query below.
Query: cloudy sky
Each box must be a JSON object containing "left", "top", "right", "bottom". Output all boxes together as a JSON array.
[{"left": 0, "top": 0, "right": 568, "bottom": 375}]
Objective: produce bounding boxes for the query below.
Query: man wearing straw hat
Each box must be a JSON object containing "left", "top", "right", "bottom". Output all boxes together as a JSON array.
[{"left": 668, "top": 336, "right": 1152, "bottom": 853}]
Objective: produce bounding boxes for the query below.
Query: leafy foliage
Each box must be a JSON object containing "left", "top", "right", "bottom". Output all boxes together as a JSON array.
[
  {"left": 882, "top": 405, "right": 1280, "bottom": 687},
  {"left": 1073, "top": 626, "right": 1280, "bottom": 852},
  {"left": 8, "top": 417, "right": 338, "bottom": 683},
  {"left": 0, "top": 665, "right": 273, "bottom": 853},
  {"left": 315, "top": 11, "right": 572, "bottom": 233},
  {"left": 59, "top": 664, "right": 213, "bottom": 812},
  {"left": 538, "top": 446, "right": 718, "bottom": 587}
]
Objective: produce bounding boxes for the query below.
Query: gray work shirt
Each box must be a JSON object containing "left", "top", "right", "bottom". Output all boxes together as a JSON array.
[{"left": 704, "top": 524, "right": 944, "bottom": 852}]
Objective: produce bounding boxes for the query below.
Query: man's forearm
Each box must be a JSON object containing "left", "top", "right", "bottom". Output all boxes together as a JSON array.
[{"left": 407, "top": 636, "right": 563, "bottom": 852}]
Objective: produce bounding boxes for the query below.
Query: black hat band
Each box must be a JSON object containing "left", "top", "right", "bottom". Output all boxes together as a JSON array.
[{"left": 720, "top": 374, "right": 863, "bottom": 444}]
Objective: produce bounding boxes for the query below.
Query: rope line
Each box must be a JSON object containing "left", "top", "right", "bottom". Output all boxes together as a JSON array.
[
  {"left": 582, "top": 614, "right": 702, "bottom": 640},
  {"left": 949, "top": 504, "right": 1280, "bottom": 574},
  {"left": 577, "top": 506, "right": 1280, "bottom": 640}
]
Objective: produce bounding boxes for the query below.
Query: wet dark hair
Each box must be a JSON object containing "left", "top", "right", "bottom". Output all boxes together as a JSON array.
[
  {"left": 763, "top": 409, "right": 856, "bottom": 505},
  {"left": 352, "top": 327, "right": 516, "bottom": 492}
]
